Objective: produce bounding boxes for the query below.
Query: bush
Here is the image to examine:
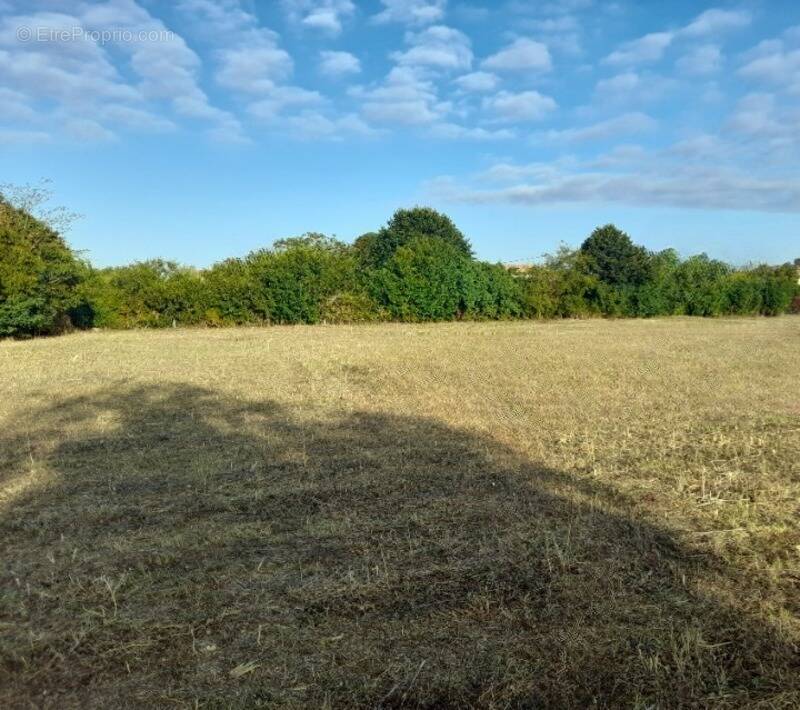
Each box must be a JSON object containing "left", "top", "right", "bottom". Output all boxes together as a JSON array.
[
  {"left": 0, "top": 198, "right": 85, "bottom": 336},
  {"left": 204, "top": 258, "right": 259, "bottom": 325},
  {"left": 371, "top": 236, "right": 468, "bottom": 321},
  {"left": 320, "top": 292, "right": 384, "bottom": 323},
  {"left": 674, "top": 255, "right": 730, "bottom": 316},
  {"left": 246, "top": 234, "right": 358, "bottom": 324},
  {"left": 459, "top": 262, "right": 522, "bottom": 319}
]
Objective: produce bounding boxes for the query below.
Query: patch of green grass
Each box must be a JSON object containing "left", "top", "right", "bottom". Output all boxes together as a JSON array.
[{"left": 1, "top": 318, "right": 799, "bottom": 707}]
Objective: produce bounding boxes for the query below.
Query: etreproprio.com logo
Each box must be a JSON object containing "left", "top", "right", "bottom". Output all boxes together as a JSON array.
[{"left": 16, "top": 25, "right": 175, "bottom": 44}]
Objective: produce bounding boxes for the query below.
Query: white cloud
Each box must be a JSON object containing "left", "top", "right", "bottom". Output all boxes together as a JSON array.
[
  {"left": 248, "top": 86, "right": 325, "bottom": 121},
  {"left": 604, "top": 32, "right": 674, "bottom": 66},
  {"left": 0, "top": 86, "right": 38, "bottom": 123},
  {"left": 454, "top": 71, "right": 499, "bottom": 92},
  {"left": 432, "top": 163, "right": 800, "bottom": 213},
  {"left": 351, "top": 66, "right": 450, "bottom": 125},
  {"left": 593, "top": 71, "right": 675, "bottom": 104},
  {"left": 99, "top": 104, "right": 176, "bottom": 132},
  {"left": 373, "top": 0, "right": 447, "bottom": 25},
  {"left": 739, "top": 34, "right": 800, "bottom": 94},
  {"left": 541, "top": 113, "right": 656, "bottom": 142},
  {"left": 282, "top": 0, "right": 355, "bottom": 35},
  {"left": 483, "top": 90, "right": 557, "bottom": 122},
  {"left": 393, "top": 25, "right": 472, "bottom": 70},
  {"left": 285, "top": 110, "right": 379, "bottom": 139},
  {"left": 603, "top": 7, "right": 750, "bottom": 68},
  {"left": 319, "top": 50, "right": 361, "bottom": 76},
  {"left": 64, "top": 118, "right": 116, "bottom": 142},
  {"left": 724, "top": 93, "right": 800, "bottom": 155},
  {"left": 681, "top": 8, "right": 751, "bottom": 38},
  {"left": 676, "top": 44, "right": 721, "bottom": 75},
  {"left": 0, "top": 128, "right": 50, "bottom": 145},
  {"left": 482, "top": 38, "right": 552, "bottom": 71},
  {"left": 428, "top": 122, "right": 514, "bottom": 140},
  {"left": 595, "top": 71, "right": 640, "bottom": 95},
  {"left": 216, "top": 46, "right": 293, "bottom": 93}
]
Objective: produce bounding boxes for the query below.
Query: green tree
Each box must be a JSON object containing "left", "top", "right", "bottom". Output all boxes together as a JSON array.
[
  {"left": 363, "top": 207, "right": 472, "bottom": 268},
  {"left": 0, "top": 190, "right": 85, "bottom": 336},
  {"left": 580, "top": 224, "right": 652, "bottom": 288}
]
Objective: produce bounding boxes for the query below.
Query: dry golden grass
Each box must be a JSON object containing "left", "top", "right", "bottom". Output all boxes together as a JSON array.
[{"left": 1, "top": 317, "right": 799, "bottom": 708}]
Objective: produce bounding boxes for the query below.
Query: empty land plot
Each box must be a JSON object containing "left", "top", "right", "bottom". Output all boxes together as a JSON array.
[{"left": 1, "top": 317, "right": 799, "bottom": 707}]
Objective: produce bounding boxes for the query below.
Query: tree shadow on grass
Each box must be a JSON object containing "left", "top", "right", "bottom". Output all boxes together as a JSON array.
[{"left": 0, "top": 384, "right": 797, "bottom": 708}]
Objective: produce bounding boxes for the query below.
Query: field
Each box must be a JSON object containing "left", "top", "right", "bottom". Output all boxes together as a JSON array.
[{"left": 1, "top": 317, "right": 799, "bottom": 708}]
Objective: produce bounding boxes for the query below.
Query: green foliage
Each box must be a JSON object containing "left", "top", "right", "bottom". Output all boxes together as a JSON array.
[
  {"left": 459, "top": 262, "right": 522, "bottom": 319},
  {"left": 363, "top": 207, "right": 472, "bottom": 268},
  {"left": 371, "top": 237, "right": 468, "bottom": 321},
  {"left": 2, "top": 193, "right": 797, "bottom": 337},
  {"left": 0, "top": 197, "right": 85, "bottom": 336},
  {"left": 203, "top": 258, "right": 258, "bottom": 325},
  {"left": 580, "top": 224, "right": 653, "bottom": 287},
  {"left": 674, "top": 255, "right": 731, "bottom": 316},
  {"left": 246, "top": 234, "right": 358, "bottom": 324},
  {"left": 320, "top": 292, "right": 385, "bottom": 323}
]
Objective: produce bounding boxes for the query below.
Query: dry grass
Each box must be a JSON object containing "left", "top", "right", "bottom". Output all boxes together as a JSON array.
[{"left": 1, "top": 317, "right": 799, "bottom": 708}]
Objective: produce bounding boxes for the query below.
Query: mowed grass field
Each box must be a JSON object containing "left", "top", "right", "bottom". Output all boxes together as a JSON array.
[{"left": 1, "top": 318, "right": 799, "bottom": 708}]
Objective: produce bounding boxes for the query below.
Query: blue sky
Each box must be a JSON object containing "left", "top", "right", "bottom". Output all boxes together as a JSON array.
[{"left": 1, "top": 0, "right": 799, "bottom": 267}]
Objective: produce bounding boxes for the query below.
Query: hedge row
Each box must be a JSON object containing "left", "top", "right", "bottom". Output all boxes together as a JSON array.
[{"left": 2, "top": 200, "right": 798, "bottom": 337}]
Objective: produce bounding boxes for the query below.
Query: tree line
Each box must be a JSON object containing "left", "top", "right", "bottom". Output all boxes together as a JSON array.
[{"left": 1, "top": 190, "right": 798, "bottom": 337}]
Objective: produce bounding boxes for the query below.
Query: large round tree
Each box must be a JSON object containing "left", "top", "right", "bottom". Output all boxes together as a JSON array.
[
  {"left": 361, "top": 207, "right": 473, "bottom": 268},
  {"left": 580, "top": 224, "right": 652, "bottom": 287}
]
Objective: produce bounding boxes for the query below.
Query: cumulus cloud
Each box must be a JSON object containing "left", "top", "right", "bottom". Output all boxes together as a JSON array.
[
  {"left": 373, "top": 0, "right": 447, "bottom": 25},
  {"left": 248, "top": 86, "right": 325, "bottom": 121},
  {"left": 0, "top": 3, "right": 241, "bottom": 142},
  {"left": 604, "top": 32, "right": 674, "bottom": 66},
  {"left": 350, "top": 66, "right": 450, "bottom": 125},
  {"left": 603, "top": 7, "right": 752, "bottom": 68},
  {"left": 482, "top": 38, "right": 552, "bottom": 72},
  {"left": 393, "top": 24, "right": 472, "bottom": 71},
  {"left": 319, "top": 50, "right": 361, "bottom": 76},
  {"left": 282, "top": 0, "right": 355, "bottom": 35},
  {"left": 285, "top": 110, "right": 379, "bottom": 139},
  {"left": 541, "top": 113, "right": 656, "bottom": 142},
  {"left": 216, "top": 46, "right": 293, "bottom": 93},
  {"left": 454, "top": 71, "right": 499, "bottom": 92},
  {"left": 428, "top": 122, "right": 514, "bottom": 140},
  {"left": 681, "top": 8, "right": 751, "bottom": 38},
  {"left": 593, "top": 71, "right": 675, "bottom": 104},
  {"left": 483, "top": 90, "right": 557, "bottom": 122},
  {"left": 738, "top": 31, "right": 800, "bottom": 94},
  {"left": 675, "top": 44, "right": 722, "bottom": 75}
]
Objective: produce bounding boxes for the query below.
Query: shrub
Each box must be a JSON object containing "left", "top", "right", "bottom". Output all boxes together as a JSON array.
[
  {"left": 674, "top": 255, "right": 730, "bottom": 316},
  {"left": 204, "top": 258, "right": 259, "bottom": 325},
  {"left": 246, "top": 234, "right": 358, "bottom": 324},
  {"left": 460, "top": 262, "right": 522, "bottom": 319},
  {"left": 320, "top": 292, "right": 384, "bottom": 323},
  {"left": 516, "top": 266, "right": 560, "bottom": 319},
  {"left": 0, "top": 198, "right": 85, "bottom": 336},
  {"left": 371, "top": 236, "right": 467, "bottom": 321}
]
